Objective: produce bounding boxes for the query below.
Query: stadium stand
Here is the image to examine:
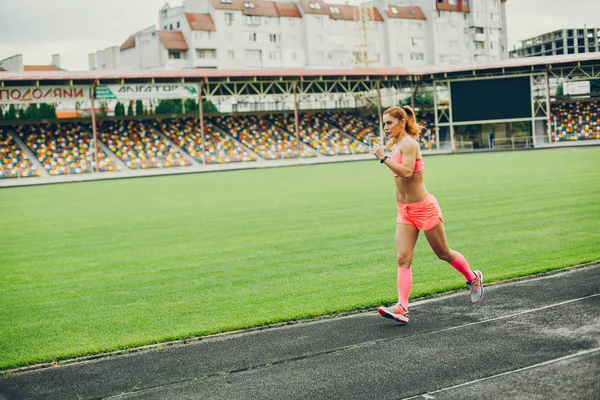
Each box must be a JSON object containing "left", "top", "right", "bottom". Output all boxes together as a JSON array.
[
  {"left": 552, "top": 101, "right": 600, "bottom": 141},
  {"left": 212, "top": 114, "right": 318, "bottom": 159},
  {"left": 315, "top": 111, "right": 378, "bottom": 146},
  {"left": 99, "top": 120, "right": 192, "bottom": 169},
  {"left": 16, "top": 123, "right": 118, "bottom": 175},
  {"left": 0, "top": 128, "right": 39, "bottom": 178},
  {"left": 268, "top": 113, "right": 370, "bottom": 156},
  {"left": 151, "top": 117, "right": 258, "bottom": 164}
]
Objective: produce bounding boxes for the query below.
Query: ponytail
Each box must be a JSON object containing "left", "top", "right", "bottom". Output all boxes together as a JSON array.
[{"left": 402, "top": 105, "right": 423, "bottom": 139}]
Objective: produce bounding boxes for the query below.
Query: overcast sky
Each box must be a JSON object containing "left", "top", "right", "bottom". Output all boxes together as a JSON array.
[{"left": 0, "top": 0, "right": 599, "bottom": 71}]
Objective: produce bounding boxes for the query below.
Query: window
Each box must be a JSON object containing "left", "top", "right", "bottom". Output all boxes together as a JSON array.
[
  {"left": 243, "top": 2, "right": 255, "bottom": 8},
  {"left": 291, "top": 52, "right": 297, "bottom": 60},
  {"left": 410, "top": 22, "right": 421, "bottom": 30},
  {"left": 220, "top": 0, "right": 232, "bottom": 3},
  {"left": 449, "top": 0, "right": 457, "bottom": 5},
  {"left": 309, "top": 3, "right": 321, "bottom": 9},
  {"left": 330, "top": 6, "right": 340, "bottom": 13},
  {"left": 224, "top": 12, "right": 233, "bottom": 25},
  {"left": 176, "top": 21, "right": 180, "bottom": 28},
  {"left": 490, "top": 13, "right": 500, "bottom": 22},
  {"left": 247, "top": 32, "right": 257, "bottom": 42},
  {"left": 227, "top": 50, "right": 235, "bottom": 59},
  {"left": 410, "top": 53, "right": 424, "bottom": 61},
  {"left": 449, "top": 40, "right": 459, "bottom": 49},
  {"left": 169, "top": 51, "right": 181, "bottom": 59},
  {"left": 269, "top": 34, "right": 277, "bottom": 43},
  {"left": 410, "top": 37, "right": 423, "bottom": 46},
  {"left": 288, "top": 18, "right": 295, "bottom": 27},
  {"left": 315, "top": 17, "right": 324, "bottom": 29},
  {"left": 169, "top": 24, "right": 173, "bottom": 30},
  {"left": 391, "top": 7, "right": 398, "bottom": 14},
  {"left": 245, "top": 49, "right": 261, "bottom": 61},
  {"left": 244, "top": 15, "right": 260, "bottom": 26},
  {"left": 268, "top": 51, "right": 281, "bottom": 60},
  {"left": 196, "top": 49, "right": 216, "bottom": 59},
  {"left": 164, "top": 25, "right": 167, "bottom": 30}
]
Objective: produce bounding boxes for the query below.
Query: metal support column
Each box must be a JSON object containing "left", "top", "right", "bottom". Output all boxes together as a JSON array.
[
  {"left": 377, "top": 81, "right": 384, "bottom": 145},
  {"left": 293, "top": 81, "right": 300, "bottom": 155},
  {"left": 90, "top": 85, "right": 99, "bottom": 173},
  {"left": 198, "top": 81, "right": 206, "bottom": 164}
]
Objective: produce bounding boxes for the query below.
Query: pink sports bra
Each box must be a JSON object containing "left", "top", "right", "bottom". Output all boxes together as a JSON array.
[{"left": 391, "top": 146, "right": 424, "bottom": 177}]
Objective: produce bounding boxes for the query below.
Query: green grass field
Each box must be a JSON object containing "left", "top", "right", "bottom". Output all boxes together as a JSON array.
[{"left": 1, "top": 147, "right": 600, "bottom": 370}]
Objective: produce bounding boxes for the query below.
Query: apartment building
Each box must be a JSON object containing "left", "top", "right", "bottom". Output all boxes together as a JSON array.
[
  {"left": 510, "top": 27, "right": 600, "bottom": 58},
  {"left": 88, "top": 0, "right": 509, "bottom": 70}
]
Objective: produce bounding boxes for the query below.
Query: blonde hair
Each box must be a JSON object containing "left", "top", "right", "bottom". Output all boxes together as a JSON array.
[{"left": 383, "top": 105, "right": 423, "bottom": 139}]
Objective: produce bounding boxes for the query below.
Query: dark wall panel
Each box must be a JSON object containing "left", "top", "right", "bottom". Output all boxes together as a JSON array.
[{"left": 450, "top": 77, "right": 532, "bottom": 122}]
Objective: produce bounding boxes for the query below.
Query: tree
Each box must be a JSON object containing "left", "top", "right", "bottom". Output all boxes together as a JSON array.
[
  {"left": 0, "top": 107, "right": 4, "bottom": 120},
  {"left": 412, "top": 90, "right": 434, "bottom": 108},
  {"left": 114, "top": 102, "right": 125, "bottom": 116},
  {"left": 127, "top": 101, "right": 134, "bottom": 116},
  {"left": 590, "top": 79, "right": 600, "bottom": 94},
  {"left": 556, "top": 83, "right": 564, "bottom": 96},
  {"left": 136, "top": 100, "right": 145, "bottom": 116},
  {"left": 202, "top": 99, "right": 218, "bottom": 113},
  {"left": 7, "top": 105, "right": 17, "bottom": 120},
  {"left": 48, "top": 104, "right": 57, "bottom": 119},
  {"left": 184, "top": 99, "right": 197, "bottom": 114}
]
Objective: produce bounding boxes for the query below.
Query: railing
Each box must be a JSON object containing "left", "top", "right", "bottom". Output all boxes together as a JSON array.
[
  {"left": 455, "top": 140, "right": 473, "bottom": 151},
  {"left": 492, "top": 137, "right": 533, "bottom": 149}
]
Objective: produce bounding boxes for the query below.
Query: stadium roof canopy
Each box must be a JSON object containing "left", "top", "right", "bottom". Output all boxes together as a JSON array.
[{"left": 0, "top": 53, "right": 598, "bottom": 96}]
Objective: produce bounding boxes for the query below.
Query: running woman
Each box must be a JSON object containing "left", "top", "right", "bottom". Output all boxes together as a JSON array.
[{"left": 371, "top": 105, "right": 483, "bottom": 324}]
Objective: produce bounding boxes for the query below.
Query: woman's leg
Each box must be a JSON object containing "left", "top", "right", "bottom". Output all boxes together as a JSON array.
[
  {"left": 395, "top": 223, "right": 420, "bottom": 310},
  {"left": 423, "top": 222, "right": 477, "bottom": 282}
]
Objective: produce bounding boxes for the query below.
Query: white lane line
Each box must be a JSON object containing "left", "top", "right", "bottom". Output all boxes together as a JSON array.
[
  {"left": 417, "top": 293, "right": 600, "bottom": 336},
  {"left": 402, "top": 347, "right": 600, "bottom": 400}
]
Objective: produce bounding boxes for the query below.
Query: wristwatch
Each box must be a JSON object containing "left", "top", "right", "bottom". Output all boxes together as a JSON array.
[{"left": 380, "top": 155, "right": 389, "bottom": 164}]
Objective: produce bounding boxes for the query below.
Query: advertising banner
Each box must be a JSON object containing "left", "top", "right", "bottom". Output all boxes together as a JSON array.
[
  {"left": 0, "top": 86, "right": 91, "bottom": 104},
  {"left": 95, "top": 84, "right": 199, "bottom": 100},
  {"left": 565, "top": 81, "right": 590, "bottom": 96}
]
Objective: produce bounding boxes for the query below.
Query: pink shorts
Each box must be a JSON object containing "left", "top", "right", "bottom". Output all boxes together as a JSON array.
[{"left": 396, "top": 194, "right": 444, "bottom": 231}]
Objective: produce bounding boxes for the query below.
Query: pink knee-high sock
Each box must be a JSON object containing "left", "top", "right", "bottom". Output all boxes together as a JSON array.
[
  {"left": 449, "top": 251, "right": 477, "bottom": 282},
  {"left": 397, "top": 267, "right": 412, "bottom": 311}
]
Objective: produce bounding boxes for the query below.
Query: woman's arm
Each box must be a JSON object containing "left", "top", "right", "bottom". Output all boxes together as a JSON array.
[{"left": 378, "top": 140, "right": 418, "bottom": 179}]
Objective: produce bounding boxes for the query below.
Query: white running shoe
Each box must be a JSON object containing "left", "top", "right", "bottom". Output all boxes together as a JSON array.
[
  {"left": 467, "top": 270, "right": 484, "bottom": 304},
  {"left": 377, "top": 303, "right": 409, "bottom": 323}
]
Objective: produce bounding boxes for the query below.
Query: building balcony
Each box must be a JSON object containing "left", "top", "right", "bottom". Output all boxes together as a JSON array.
[{"left": 473, "top": 33, "right": 486, "bottom": 42}]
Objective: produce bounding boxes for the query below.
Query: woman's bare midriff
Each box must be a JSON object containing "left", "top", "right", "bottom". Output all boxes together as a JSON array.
[{"left": 395, "top": 170, "right": 429, "bottom": 204}]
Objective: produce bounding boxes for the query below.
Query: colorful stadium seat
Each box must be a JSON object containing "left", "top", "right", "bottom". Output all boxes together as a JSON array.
[
  {"left": 99, "top": 120, "right": 191, "bottom": 169},
  {"left": 0, "top": 128, "right": 40, "bottom": 178},
  {"left": 151, "top": 118, "right": 258, "bottom": 164},
  {"left": 552, "top": 101, "right": 600, "bottom": 142},
  {"left": 212, "top": 114, "right": 318, "bottom": 159},
  {"left": 16, "top": 123, "right": 118, "bottom": 175}
]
